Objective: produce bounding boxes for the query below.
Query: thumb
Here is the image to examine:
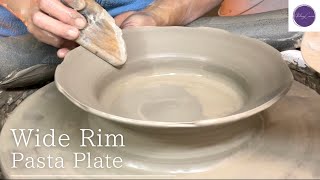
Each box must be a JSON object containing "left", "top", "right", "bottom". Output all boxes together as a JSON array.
[{"left": 116, "top": 11, "right": 157, "bottom": 29}]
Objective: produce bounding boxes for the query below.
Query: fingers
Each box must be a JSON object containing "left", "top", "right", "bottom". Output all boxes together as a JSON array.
[
  {"left": 30, "top": 0, "right": 87, "bottom": 45},
  {"left": 27, "top": 23, "right": 64, "bottom": 47},
  {"left": 57, "top": 48, "right": 70, "bottom": 58},
  {"left": 114, "top": 11, "right": 136, "bottom": 27},
  {"left": 57, "top": 41, "right": 78, "bottom": 58},
  {"left": 33, "top": 11, "right": 80, "bottom": 40},
  {"left": 39, "top": 0, "right": 86, "bottom": 29},
  {"left": 117, "top": 12, "right": 157, "bottom": 29},
  {"left": 28, "top": 0, "right": 85, "bottom": 57}
]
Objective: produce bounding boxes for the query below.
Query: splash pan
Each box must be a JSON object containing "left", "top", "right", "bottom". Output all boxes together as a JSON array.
[{"left": 55, "top": 27, "right": 293, "bottom": 127}]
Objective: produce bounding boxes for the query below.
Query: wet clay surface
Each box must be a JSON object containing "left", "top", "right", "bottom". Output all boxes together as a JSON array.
[
  {"left": 100, "top": 64, "right": 246, "bottom": 122},
  {"left": 1, "top": 81, "right": 320, "bottom": 179}
]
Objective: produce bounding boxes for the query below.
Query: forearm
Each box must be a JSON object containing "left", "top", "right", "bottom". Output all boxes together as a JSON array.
[{"left": 143, "top": 0, "right": 222, "bottom": 26}]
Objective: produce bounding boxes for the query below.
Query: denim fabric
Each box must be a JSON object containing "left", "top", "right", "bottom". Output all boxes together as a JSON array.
[
  {"left": 0, "top": 6, "right": 28, "bottom": 37},
  {"left": 0, "top": 34, "right": 60, "bottom": 88}
]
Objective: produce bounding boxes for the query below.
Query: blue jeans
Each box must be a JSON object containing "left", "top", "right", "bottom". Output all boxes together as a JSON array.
[{"left": 0, "top": 34, "right": 61, "bottom": 89}]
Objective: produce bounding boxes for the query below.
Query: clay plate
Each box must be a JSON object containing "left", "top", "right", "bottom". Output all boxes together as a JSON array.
[{"left": 55, "top": 27, "right": 293, "bottom": 127}]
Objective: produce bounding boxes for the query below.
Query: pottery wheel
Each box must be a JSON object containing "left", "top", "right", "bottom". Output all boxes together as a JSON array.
[{"left": 1, "top": 81, "right": 320, "bottom": 179}]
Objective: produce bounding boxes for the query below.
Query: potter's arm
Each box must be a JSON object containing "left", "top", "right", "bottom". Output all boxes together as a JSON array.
[{"left": 142, "top": 0, "right": 223, "bottom": 26}]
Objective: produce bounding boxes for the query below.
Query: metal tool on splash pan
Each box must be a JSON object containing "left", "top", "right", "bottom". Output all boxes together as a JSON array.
[{"left": 62, "top": 0, "right": 127, "bottom": 67}]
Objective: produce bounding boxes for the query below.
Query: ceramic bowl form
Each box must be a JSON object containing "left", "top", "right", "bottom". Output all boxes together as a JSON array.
[{"left": 55, "top": 27, "right": 293, "bottom": 128}]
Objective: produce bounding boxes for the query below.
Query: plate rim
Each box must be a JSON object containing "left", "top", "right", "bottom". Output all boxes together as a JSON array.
[{"left": 55, "top": 26, "right": 294, "bottom": 128}]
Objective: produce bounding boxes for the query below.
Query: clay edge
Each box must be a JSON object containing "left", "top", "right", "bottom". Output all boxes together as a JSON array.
[{"left": 55, "top": 26, "right": 294, "bottom": 128}]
